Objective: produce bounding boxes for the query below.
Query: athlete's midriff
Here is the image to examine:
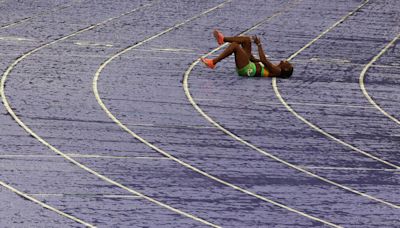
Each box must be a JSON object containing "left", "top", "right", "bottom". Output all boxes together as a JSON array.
[
  {"left": 255, "top": 62, "right": 270, "bottom": 77},
  {"left": 261, "top": 66, "right": 270, "bottom": 77}
]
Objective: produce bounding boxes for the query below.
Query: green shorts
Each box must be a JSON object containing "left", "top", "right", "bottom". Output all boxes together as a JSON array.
[{"left": 237, "top": 62, "right": 257, "bottom": 77}]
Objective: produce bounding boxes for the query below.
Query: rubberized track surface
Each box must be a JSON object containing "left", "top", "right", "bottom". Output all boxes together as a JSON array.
[{"left": 0, "top": 0, "right": 399, "bottom": 227}]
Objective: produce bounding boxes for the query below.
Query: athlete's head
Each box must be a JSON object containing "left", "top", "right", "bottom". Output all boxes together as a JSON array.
[{"left": 278, "top": 60, "right": 293, "bottom": 78}]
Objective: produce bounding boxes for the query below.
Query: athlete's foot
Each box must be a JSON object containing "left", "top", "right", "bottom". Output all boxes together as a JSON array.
[
  {"left": 201, "top": 58, "right": 216, "bottom": 69},
  {"left": 213, "top": 30, "right": 224, "bottom": 45}
]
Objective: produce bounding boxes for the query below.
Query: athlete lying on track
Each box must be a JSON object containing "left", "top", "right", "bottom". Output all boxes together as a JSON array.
[{"left": 201, "top": 30, "right": 293, "bottom": 78}]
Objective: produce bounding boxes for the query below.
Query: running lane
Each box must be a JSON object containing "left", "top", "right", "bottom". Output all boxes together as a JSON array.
[{"left": 102, "top": 0, "right": 397, "bottom": 227}]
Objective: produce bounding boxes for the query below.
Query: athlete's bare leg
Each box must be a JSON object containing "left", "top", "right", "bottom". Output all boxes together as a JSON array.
[
  {"left": 202, "top": 32, "right": 253, "bottom": 69},
  {"left": 223, "top": 36, "right": 252, "bottom": 56},
  {"left": 211, "top": 42, "right": 250, "bottom": 69}
]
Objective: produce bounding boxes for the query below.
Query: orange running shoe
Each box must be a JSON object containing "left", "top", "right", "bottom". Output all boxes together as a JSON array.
[
  {"left": 201, "top": 58, "right": 216, "bottom": 69},
  {"left": 213, "top": 29, "right": 224, "bottom": 45}
]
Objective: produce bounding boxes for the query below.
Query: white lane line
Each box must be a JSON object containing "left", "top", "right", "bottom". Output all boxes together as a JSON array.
[
  {"left": 0, "top": 50, "right": 200, "bottom": 59},
  {"left": 196, "top": 98, "right": 223, "bottom": 102},
  {"left": 359, "top": 34, "right": 400, "bottom": 125},
  {"left": 66, "top": 154, "right": 170, "bottom": 160},
  {"left": 0, "top": 36, "right": 35, "bottom": 42},
  {"left": 94, "top": 0, "right": 343, "bottom": 226},
  {"left": 300, "top": 166, "right": 397, "bottom": 172},
  {"left": 30, "top": 193, "right": 64, "bottom": 197},
  {"left": 372, "top": 64, "right": 400, "bottom": 69},
  {"left": 198, "top": 99, "right": 377, "bottom": 110},
  {"left": 0, "top": 154, "right": 170, "bottom": 160},
  {"left": 1, "top": 2, "right": 217, "bottom": 227},
  {"left": 119, "top": 122, "right": 218, "bottom": 130},
  {"left": 0, "top": 1, "right": 80, "bottom": 30},
  {"left": 149, "top": 48, "right": 197, "bottom": 52},
  {"left": 133, "top": 49, "right": 201, "bottom": 55},
  {"left": 0, "top": 181, "right": 95, "bottom": 227},
  {"left": 30, "top": 193, "right": 142, "bottom": 199},
  {"left": 75, "top": 41, "right": 114, "bottom": 47},
  {"left": 0, "top": 17, "right": 33, "bottom": 29},
  {"left": 103, "top": 194, "right": 142, "bottom": 199},
  {"left": 309, "top": 57, "right": 351, "bottom": 63},
  {"left": 185, "top": 0, "right": 400, "bottom": 209},
  {"left": 0, "top": 154, "right": 58, "bottom": 158},
  {"left": 254, "top": 101, "right": 377, "bottom": 109},
  {"left": 276, "top": 1, "right": 368, "bottom": 62},
  {"left": 272, "top": 1, "right": 399, "bottom": 170},
  {"left": 291, "top": 58, "right": 400, "bottom": 69}
]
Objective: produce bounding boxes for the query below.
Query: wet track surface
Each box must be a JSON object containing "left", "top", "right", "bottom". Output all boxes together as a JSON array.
[{"left": 0, "top": 0, "right": 399, "bottom": 227}]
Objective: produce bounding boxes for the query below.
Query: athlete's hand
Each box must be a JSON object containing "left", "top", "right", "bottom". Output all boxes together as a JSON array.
[{"left": 252, "top": 35, "right": 261, "bottom": 45}]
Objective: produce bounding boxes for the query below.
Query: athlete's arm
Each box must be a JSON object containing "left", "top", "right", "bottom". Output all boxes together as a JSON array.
[{"left": 253, "top": 36, "right": 281, "bottom": 76}]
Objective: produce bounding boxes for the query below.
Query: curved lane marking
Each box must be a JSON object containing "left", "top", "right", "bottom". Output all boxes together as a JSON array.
[
  {"left": 272, "top": 3, "right": 399, "bottom": 169},
  {"left": 0, "top": 180, "right": 95, "bottom": 227},
  {"left": 0, "top": 1, "right": 80, "bottom": 29},
  {"left": 94, "top": 1, "right": 346, "bottom": 227},
  {"left": 359, "top": 34, "right": 400, "bottom": 125},
  {"left": 1, "top": 3, "right": 223, "bottom": 228},
  {"left": 185, "top": 0, "right": 400, "bottom": 209}
]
